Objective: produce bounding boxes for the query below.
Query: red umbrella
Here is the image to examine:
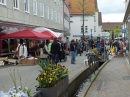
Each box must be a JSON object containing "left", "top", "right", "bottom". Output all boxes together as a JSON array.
[{"left": 1, "top": 29, "right": 52, "bottom": 39}]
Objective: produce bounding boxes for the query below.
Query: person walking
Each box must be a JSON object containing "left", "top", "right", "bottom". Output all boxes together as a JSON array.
[
  {"left": 70, "top": 39, "right": 76, "bottom": 64},
  {"left": 77, "top": 40, "right": 82, "bottom": 56},
  {"left": 51, "top": 38, "right": 60, "bottom": 64},
  {"left": 39, "top": 42, "right": 50, "bottom": 62}
]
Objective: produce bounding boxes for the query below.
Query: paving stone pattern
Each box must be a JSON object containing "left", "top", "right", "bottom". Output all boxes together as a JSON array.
[{"left": 85, "top": 57, "right": 130, "bottom": 97}]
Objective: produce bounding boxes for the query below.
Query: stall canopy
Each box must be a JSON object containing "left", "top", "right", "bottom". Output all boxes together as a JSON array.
[
  {"left": 33, "top": 27, "right": 62, "bottom": 39},
  {"left": 1, "top": 29, "right": 52, "bottom": 39}
]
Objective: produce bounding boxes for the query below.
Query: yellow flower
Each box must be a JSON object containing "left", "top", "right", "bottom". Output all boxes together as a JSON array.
[
  {"left": 49, "top": 78, "right": 53, "bottom": 81},
  {"left": 44, "top": 73, "right": 46, "bottom": 76},
  {"left": 40, "top": 78, "right": 43, "bottom": 80}
]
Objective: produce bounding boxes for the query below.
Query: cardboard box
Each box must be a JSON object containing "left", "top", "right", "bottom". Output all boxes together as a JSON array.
[{"left": 20, "top": 59, "right": 37, "bottom": 66}]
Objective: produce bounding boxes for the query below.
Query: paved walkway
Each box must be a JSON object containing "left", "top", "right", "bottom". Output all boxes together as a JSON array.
[
  {"left": 0, "top": 53, "right": 88, "bottom": 94},
  {"left": 86, "top": 57, "right": 130, "bottom": 97}
]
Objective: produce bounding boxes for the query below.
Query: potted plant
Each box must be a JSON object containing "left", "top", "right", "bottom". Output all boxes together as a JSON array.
[{"left": 36, "top": 60, "right": 69, "bottom": 97}]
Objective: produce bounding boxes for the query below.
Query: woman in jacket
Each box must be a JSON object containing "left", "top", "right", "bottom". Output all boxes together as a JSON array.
[
  {"left": 70, "top": 39, "right": 76, "bottom": 64},
  {"left": 40, "top": 42, "right": 50, "bottom": 62}
]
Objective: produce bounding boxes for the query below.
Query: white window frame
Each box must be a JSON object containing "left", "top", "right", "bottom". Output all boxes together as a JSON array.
[
  {"left": 0, "top": 0, "right": 6, "bottom": 5},
  {"left": 60, "top": 0, "right": 63, "bottom": 7},
  {"left": 57, "top": 0, "right": 60, "bottom": 6},
  {"left": 13, "top": 0, "right": 19, "bottom": 10},
  {"left": 51, "top": 9, "right": 53, "bottom": 21},
  {"left": 24, "top": 0, "right": 29, "bottom": 13},
  {"left": 58, "top": 12, "right": 60, "bottom": 23},
  {"left": 60, "top": 14, "right": 63, "bottom": 24},
  {"left": 94, "top": 26, "right": 96, "bottom": 32},
  {"left": 33, "top": 0, "right": 37, "bottom": 15},
  {"left": 55, "top": 11, "right": 57, "bottom": 22},
  {"left": 40, "top": 3, "right": 44, "bottom": 17},
  {"left": 46, "top": 6, "right": 49, "bottom": 19}
]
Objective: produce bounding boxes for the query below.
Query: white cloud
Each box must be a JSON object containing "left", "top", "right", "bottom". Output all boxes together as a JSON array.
[
  {"left": 102, "top": 13, "right": 125, "bottom": 22},
  {"left": 97, "top": 0, "right": 125, "bottom": 22}
]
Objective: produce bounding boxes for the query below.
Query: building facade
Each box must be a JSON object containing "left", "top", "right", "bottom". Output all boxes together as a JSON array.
[
  {"left": 69, "top": 12, "right": 102, "bottom": 40},
  {"left": 65, "top": 0, "right": 102, "bottom": 41},
  {"left": 123, "top": 0, "right": 130, "bottom": 64},
  {"left": 0, "top": 0, "right": 64, "bottom": 31},
  {"left": 0, "top": 0, "right": 70, "bottom": 56},
  {"left": 63, "top": 0, "right": 70, "bottom": 42}
]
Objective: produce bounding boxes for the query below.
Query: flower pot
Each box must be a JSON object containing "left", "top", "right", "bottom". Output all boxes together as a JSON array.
[{"left": 36, "top": 76, "right": 68, "bottom": 97}]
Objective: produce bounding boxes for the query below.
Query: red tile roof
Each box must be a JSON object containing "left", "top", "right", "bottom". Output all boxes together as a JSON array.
[{"left": 65, "top": 0, "right": 97, "bottom": 15}]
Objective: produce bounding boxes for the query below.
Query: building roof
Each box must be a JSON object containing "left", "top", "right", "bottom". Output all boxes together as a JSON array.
[
  {"left": 102, "top": 22, "right": 123, "bottom": 31},
  {"left": 65, "top": 0, "right": 98, "bottom": 15}
]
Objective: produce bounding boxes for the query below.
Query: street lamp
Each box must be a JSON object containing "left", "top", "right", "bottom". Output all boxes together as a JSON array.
[{"left": 90, "top": 29, "right": 92, "bottom": 39}]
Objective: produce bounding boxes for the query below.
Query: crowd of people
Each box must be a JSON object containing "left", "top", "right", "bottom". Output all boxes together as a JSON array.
[
  {"left": 68, "top": 38, "right": 129, "bottom": 64},
  {"left": 14, "top": 38, "right": 129, "bottom": 65},
  {"left": 32, "top": 38, "right": 66, "bottom": 64},
  {"left": 108, "top": 39, "right": 129, "bottom": 56}
]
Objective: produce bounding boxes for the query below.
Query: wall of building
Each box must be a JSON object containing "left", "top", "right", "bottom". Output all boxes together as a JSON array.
[
  {"left": 69, "top": 12, "right": 101, "bottom": 41},
  {"left": 0, "top": 0, "right": 64, "bottom": 31},
  {"left": 125, "top": 0, "right": 130, "bottom": 10},
  {"left": 63, "top": 1, "right": 70, "bottom": 42}
]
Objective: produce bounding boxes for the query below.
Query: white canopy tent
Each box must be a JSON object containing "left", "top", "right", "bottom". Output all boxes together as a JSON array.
[{"left": 33, "top": 27, "right": 62, "bottom": 38}]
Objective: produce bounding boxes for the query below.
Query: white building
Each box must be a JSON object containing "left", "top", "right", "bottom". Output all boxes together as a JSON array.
[
  {"left": 69, "top": 12, "right": 102, "bottom": 40},
  {"left": 66, "top": 0, "right": 102, "bottom": 41}
]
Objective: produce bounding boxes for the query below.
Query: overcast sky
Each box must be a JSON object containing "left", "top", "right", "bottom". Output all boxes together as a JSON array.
[{"left": 97, "top": 0, "right": 125, "bottom": 22}]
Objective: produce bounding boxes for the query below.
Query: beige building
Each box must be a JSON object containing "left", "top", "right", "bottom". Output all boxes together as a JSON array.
[{"left": 0, "top": 0, "right": 64, "bottom": 31}]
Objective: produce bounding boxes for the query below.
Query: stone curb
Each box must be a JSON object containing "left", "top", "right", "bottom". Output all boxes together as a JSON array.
[{"left": 78, "top": 60, "right": 110, "bottom": 97}]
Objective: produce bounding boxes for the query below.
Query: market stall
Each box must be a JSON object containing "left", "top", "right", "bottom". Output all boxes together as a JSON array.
[{"left": 0, "top": 29, "right": 52, "bottom": 65}]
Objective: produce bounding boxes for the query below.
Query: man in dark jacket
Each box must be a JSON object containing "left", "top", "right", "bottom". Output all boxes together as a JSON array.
[{"left": 51, "top": 38, "right": 60, "bottom": 64}]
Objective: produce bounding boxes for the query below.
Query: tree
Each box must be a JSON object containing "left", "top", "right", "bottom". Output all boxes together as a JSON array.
[
  {"left": 111, "top": 26, "right": 122, "bottom": 37},
  {"left": 70, "top": 0, "right": 96, "bottom": 41}
]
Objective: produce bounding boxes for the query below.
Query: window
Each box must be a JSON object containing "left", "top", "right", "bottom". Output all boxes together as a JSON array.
[
  {"left": 80, "top": 16, "right": 87, "bottom": 21},
  {"left": 58, "top": 12, "right": 60, "bottom": 23},
  {"left": 55, "top": 11, "right": 57, "bottom": 22},
  {"left": 40, "top": 3, "right": 44, "bottom": 17},
  {"left": 46, "top": 6, "right": 49, "bottom": 19},
  {"left": 24, "top": 0, "right": 29, "bottom": 13},
  {"left": 61, "top": 14, "right": 63, "bottom": 24},
  {"left": 13, "top": 0, "right": 19, "bottom": 10},
  {"left": 57, "top": 0, "right": 60, "bottom": 5},
  {"left": 70, "top": 16, "right": 73, "bottom": 22},
  {"left": 0, "top": 0, "right": 6, "bottom": 5},
  {"left": 85, "top": 26, "right": 88, "bottom": 33},
  {"left": 81, "top": 26, "right": 83, "bottom": 33},
  {"left": 94, "top": 16, "right": 96, "bottom": 22},
  {"left": 94, "top": 26, "right": 96, "bottom": 32},
  {"left": 60, "top": 0, "right": 63, "bottom": 7},
  {"left": 54, "top": 0, "right": 56, "bottom": 3},
  {"left": 33, "top": 0, "right": 37, "bottom": 15},
  {"left": 51, "top": 9, "right": 53, "bottom": 20}
]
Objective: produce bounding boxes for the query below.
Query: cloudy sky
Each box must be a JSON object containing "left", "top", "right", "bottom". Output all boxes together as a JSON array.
[{"left": 97, "top": 0, "right": 125, "bottom": 22}]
